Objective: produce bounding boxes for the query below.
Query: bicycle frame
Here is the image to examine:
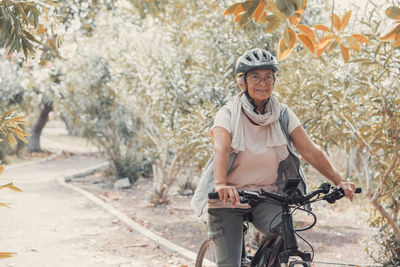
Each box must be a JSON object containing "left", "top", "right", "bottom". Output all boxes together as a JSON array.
[
  {"left": 278, "top": 202, "right": 312, "bottom": 266},
  {"left": 201, "top": 181, "right": 361, "bottom": 267},
  {"left": 243, "top": 200, "right": 311, "bottom": 267},
  {"left": 245, "top": 188, "right": 313, "bottom": 267}
]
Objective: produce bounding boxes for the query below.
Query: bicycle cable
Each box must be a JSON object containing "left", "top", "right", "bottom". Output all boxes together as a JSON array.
[
  {"left": 291, "top": 206, "right": 317, "bottom": 232},
  {"left": 295, "top": 229, "right": 315, "bottom": 262}
]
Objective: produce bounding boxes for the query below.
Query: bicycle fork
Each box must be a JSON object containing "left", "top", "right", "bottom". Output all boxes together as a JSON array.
[{"left": 280, "top": 205, "right": 312, "bottom": 267}]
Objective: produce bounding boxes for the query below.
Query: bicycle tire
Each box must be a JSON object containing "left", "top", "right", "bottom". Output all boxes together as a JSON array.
[
  {"left": 251, "top": 233, "right": 283, "bottom": 267},
  {"left": 195, "top": 238, "right": 217, "bottom": 267}
]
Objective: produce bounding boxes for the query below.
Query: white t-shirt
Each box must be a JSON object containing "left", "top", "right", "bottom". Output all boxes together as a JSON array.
[{"left": 208, "top": 107, "right": 301, "bottom": 209}]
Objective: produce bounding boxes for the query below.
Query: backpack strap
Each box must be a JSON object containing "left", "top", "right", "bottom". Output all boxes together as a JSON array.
[{"left": 279, "top": 104, "right": 290, "bottom": 144}]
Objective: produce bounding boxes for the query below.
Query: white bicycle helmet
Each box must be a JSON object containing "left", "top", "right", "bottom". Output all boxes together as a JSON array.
[{"left": 235, "top": 48, "right": 278, "bottom": 76}]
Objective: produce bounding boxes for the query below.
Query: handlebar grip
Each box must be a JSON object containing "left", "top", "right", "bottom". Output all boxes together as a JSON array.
[
  {"left": 208, "top": 192, "right": 219, "bottom": 199},
  {"left": 338, "top": 187, "right": 362, "bottom": 194}
]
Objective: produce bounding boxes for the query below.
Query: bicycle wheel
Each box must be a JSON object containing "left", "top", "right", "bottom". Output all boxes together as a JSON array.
[
  {"left": 195, "top": 238, "right": 217, "bottom": 267},
  {"left": 251, "top": 233, "right": 283, "bottom": 267}
]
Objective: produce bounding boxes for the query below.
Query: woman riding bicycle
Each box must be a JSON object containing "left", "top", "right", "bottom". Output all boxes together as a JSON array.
[{"left": 191, "top": 48, "right": 356, "bottom": 267}]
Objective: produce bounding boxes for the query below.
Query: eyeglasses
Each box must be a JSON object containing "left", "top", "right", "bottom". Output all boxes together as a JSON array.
[{"left": 247, "top": 73, "right": 274, "bottom": 84}]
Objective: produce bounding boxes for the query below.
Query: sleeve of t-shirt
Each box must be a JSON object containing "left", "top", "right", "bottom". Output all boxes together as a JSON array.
[
  {"left": 210, "top": 107, "right": 231, "bottom": 137},
  {"left": 287, "top": 107, "right": 301, "bottom": 134}
]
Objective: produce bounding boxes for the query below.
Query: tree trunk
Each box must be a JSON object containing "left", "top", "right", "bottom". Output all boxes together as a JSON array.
[{"left": 27, "top": 98, "right": 53, "bottom": 153}]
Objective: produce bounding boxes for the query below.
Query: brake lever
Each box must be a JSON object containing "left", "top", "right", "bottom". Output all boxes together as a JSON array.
[
  {"left": 323, "top": 186, "right": 345, "bottom": 204},
  {"left": 318, "top": 182, "right": 331, "bottom": 194}
]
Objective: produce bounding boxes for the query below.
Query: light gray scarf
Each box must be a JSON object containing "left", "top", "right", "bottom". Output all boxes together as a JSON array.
[{"left": 228, "top": 92, "right": 289, "bottom": 161}]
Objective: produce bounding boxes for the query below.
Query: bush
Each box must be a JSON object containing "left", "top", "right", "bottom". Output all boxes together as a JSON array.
[{"left": 372, "top": 226, "right": 400, "bottom": 266}]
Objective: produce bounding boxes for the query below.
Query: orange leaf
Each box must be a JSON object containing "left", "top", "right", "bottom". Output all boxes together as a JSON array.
[
  {"left": 352, "top": 34, "right": 369, "bottom": 44},
  {"left": 253, "top": 3, "right": 265, "bottom": 22},
  {"left": 331, "top": 14, "right": 341, "bottom": 31},
  {"left": 347, "top": 35, "right": 361, "bottom": 51},
  {"left": 313, "top": 24, "right": 330, "bottom": 32},
  {"left": 393, "top": 39, "right": 400, "bottom": 47},
  {"left": 340, "top": 10, "right": 352, "bottom": 30},
  {"left": 277, "top": 37, "right": 293, "bottom": 60},
  {"left": 0, "top": 165, "right": 4, "bottom": 176},
  {"left": 317, "top": 39, "right": 331, "bottom": 56},
  {"left": 319, "top": 35, "right": 335, "bottom": 43},
  {"left": 317, "top": 37, "right": 332, "bottom": 49},
  {"left": 296, "top": 24, "right": 317, "bottom": 44},
  {"left": 287, "top": 27, "right": 296, "bottom": 48},
  {"left": 297, "top": 34, "right": 315, "bottom": 54},
  {"left": 259, "top": 12, "right": 267, "bottom": 24},
  {"left": 289, "top": 10, "right": 302, "bottom": 25},
  {"left": 385, "top": 6, "right": 400, "bottom": 20},
  {"left": 9, "top": 185, "right": 22, "bottom": 192},
  {"left": 234, "top": 4, "right": 245, "bottom": 16},
  {"left": 0, "top": 252, "right": 15, "bottom": 258},
  {"left": 340, "top": 44, "right": 349, "bottom": 62},
  {"left": 379, "top": 24, "right": 400, "bottom": 42},
  {"left": 289, "top": 16, "right": 296, "bottom": 25},
  {"left": 224, "top": 3, "right": 241, "bottom": 15},
  {"left": 235, "top": 13, "right": 245, "bottom": 23}
]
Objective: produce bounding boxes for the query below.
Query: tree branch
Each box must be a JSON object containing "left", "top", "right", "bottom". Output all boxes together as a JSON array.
[
  {"left": 370, "top": 198, "right": 400, "bottom": 241},
  {"left": 341, "top": 115, "right": 373, "bottom": 154},
  {"left": 380, "top": 185, "right": 400, "bottom": 199}
]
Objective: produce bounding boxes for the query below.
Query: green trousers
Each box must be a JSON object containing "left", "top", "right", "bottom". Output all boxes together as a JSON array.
[{"left": 208, "top": 202, "right": 282, "bottom": 267}]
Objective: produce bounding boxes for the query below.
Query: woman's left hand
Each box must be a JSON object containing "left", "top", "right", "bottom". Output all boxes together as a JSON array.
[{"left": 338, "top": 181, "right": 356, "bottom": 201}]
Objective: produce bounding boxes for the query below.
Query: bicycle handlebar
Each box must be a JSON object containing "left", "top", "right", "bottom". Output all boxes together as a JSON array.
[{"left": 208, "top": 183, "right": 362, "bottom": 206}]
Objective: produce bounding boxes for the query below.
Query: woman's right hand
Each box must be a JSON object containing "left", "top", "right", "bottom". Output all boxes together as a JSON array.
[{"left": 214, "top": 184, "right": 240, "bottom": 208}]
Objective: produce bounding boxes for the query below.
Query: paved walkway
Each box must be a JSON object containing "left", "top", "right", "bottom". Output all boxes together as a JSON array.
[{"left": 0, "top": 155, "right": 191, "bottom": 267}]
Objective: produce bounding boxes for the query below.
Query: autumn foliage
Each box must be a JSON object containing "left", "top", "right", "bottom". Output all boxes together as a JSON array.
[
  {"left": 379, "top": 6, "right": 400, "bottom": 47},
  {"left": 223, "top": 0, "right": 399, "bottom": 61}
]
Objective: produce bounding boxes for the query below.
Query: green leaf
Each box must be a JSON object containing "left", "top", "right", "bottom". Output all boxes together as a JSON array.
[
  {"left": 265, "top": 15, "right": 281, "bottom": 33},
  {"left": 8, "top": 38, "right": 17, "bottom": 55},
  {"left": 239, "top": 13, "right": 251, "bottom": 27},
  {"left": 14, "top": 3, "right": 28, "bottom": 22},
  {"left": 327, "top": 40, "right": 338, "bottom": 52},
  {"left": 246, "top": 0, "right": 260, "bottom": 17},
  {"left": 33, "top": 11, "right": 38, "bottom": 28},
  {"left": 15, "top": 36, "right": 21, "bottom": 52},
  {"left": 5, "top": 28, "right": 16, "bottom": 48},
  {"left": 22, "top": 30, "right": 40, "bottom": 44},
  {"left": 385, "top": 6, "right": 400, "bottom": 20},
  {"left": 22, "top": 38, "right": 28, "bottom": 58},
  {"left": 224, "top": 3, "right": 241, "bottom": 15}
]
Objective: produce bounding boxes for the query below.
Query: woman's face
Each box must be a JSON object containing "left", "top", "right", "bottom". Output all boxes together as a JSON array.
[{"left": 244, "top": 69, "right": 275, "bottom": 106}]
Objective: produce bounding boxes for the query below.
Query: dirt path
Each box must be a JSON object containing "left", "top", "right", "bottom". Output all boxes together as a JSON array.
[{"left": 0, "top": 155, "right": 191, "bottom": 267}]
